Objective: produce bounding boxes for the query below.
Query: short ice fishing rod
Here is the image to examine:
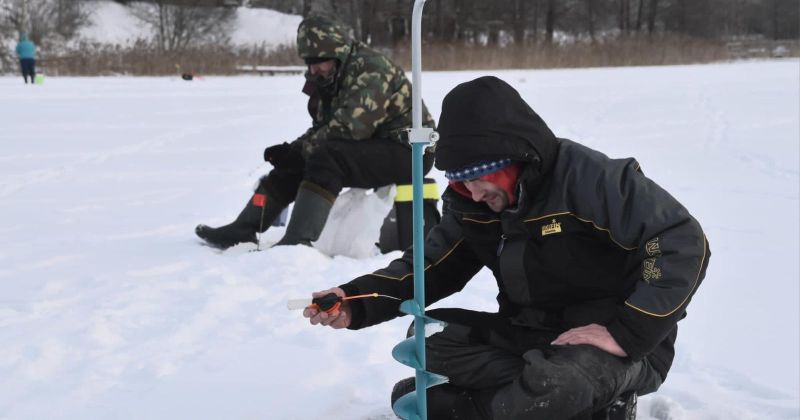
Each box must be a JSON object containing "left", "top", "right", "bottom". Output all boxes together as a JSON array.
[{"left": 287, "top": 292, "right": 402, "bottom": 314}]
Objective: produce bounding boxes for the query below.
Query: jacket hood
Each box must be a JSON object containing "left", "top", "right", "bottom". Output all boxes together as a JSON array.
[
  {"left": 296, "top": 15, "right": 354, "bottom": 64},
  {"left": 19, "top": 33, "right": 29, "bottom": 42},
  {"left": 434, "top": 76, "right": 558, "bottom": 182}
]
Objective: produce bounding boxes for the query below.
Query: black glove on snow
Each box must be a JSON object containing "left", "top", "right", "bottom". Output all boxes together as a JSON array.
[{"left": 264, "top": 142, "right": 291, "bottom": 166}]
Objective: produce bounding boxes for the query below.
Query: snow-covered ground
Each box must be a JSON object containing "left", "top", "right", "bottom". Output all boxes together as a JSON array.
[
  {"left": 0, "top": 60, "right": 798, "bottom": 419},
  {"left": 78, "top": 0, "right": 300, "bottom": 47}
]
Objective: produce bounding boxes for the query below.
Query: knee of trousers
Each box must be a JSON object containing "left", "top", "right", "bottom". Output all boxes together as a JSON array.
[
  {"left": 302, "top": 145, "right": 345, "bottom": 195},
  {"left": 425, "top": 323, "right": 473, "bottom": 370},
  {"left": 524, "top": 348, "right": 597, "bottom": 399},
  {"left": 490, "top": 348, "right": 599, "bottom": 419}
]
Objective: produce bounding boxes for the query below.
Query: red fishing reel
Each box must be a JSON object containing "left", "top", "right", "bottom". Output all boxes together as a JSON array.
[{"left": 309, "top": 293, "right": 343, "bottom": 314}]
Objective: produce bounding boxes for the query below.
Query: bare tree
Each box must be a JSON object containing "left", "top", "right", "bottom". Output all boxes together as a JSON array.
[
  {"left": 634, "top": 0, "right": 644, "bottom": 31},
  {"left": 248, "top": 0, "right": 302, "bottom": 13},
  {"left": 545, "top": 0, "right": 556, "bottom": 43},
  {"left": 0, "top": 0, "right": 15, "bottom": 71},
  {"left": 129, "top": 1, "right": 234, "bottom": 52},
  {"left": 531, "top": 0, "right": 541, "bottom": 42},
  {"left": 0, "top": 0, "right": 16, "bottom": 33},
  {"left": 767, "top": 0, "right": 800, "bottom": 39},
  {"left": 302, "top": 0, "right": 333, "bottom": 16},
  {"left": 52, "top": 0, "right": 88, "bottom": 39},
  {"left": 366, "top": 0, "right": 379, "bottom": 43},
  {"left": 0, "top": 0, "right": 88, "bottom": 43},
  {"left": 646, "top": 0, "right": 659, "bottom": 33},
  {"left": 586, "top": 0, "right": 596, "bottom": 41},
  {"left": 511, "top": 0, "right": 527, "bottom": 44},
  {"left": 618, "top": 0, "right": 631, "bottom": 33}
]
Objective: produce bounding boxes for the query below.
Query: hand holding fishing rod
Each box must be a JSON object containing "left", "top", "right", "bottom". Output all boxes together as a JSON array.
[
  {"left": 290, "top": 288, "right": 351, "bottom": 329},
  {"left": 289, "top": 287, "right": 402, "bottom": 329}
]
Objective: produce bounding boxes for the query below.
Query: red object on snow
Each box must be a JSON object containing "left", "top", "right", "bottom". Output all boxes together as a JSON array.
[{"left": 252, "top": 193, "right": 267, "bottom": 208}]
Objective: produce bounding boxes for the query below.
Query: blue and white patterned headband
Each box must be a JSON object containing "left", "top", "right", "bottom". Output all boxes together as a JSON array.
[{"left": 445, "top": 158, "right": 513, "bottom": 181}]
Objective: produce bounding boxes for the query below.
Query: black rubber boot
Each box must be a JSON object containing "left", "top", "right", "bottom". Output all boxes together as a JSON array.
[
  {"left": 391, "top": 377, "right": 490, "bottom": 419},
  {"left": 196, "top": 189, "right": 286, "bottom": 249},
  {"left": 274, "top": 181, "right": 335, "bottom": 247},
  {"left": 391, "top": 377, "right": 416, "bottom": 408},
  {"left": 591, "top": 391, "right": 637, "bottom": 420}
]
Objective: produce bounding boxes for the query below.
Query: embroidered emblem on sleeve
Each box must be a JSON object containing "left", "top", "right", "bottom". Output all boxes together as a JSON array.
[
  {"left": 643, "top": 258, "right": 662, "bottom": 282},
  {"left": 643, "top": 237, "right": 662, "bottom": 282},
  {"left": 646, "top": 237, "right": 661, "bottom": 257}
]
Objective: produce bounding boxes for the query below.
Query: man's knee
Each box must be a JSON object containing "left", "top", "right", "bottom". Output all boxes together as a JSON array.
[
  {"left": 550, "top": 344, "right": 647, "bottom": 405},
  {"left": 303, "top": 144, "right": 346, "bottom": 195},
  {"left": 521, "top": 348, "right": 598, "bottom": 400},
  {"left": 424, "top": 309, "right": 501, "bottom": 363},
  {"left": 258, "top": 173, "right": 300, "bottom": 205},
  {"left": 425, "top": 322, "right": 474, "bottom": 373},
  {"left": 489, "top": 347, "right": 603, "bottom": 419}
]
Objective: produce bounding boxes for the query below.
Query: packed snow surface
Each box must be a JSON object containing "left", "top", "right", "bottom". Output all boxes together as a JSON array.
[{"left": 0, "top": 60, "right": 798, "bottom": 419}]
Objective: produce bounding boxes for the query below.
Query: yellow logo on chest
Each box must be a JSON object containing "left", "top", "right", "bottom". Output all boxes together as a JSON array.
[{"left": 541, "top": 219, "right": 562, "bottom": 236}]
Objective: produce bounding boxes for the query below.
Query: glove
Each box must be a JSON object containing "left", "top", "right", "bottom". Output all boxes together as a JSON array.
[{"left": 264, "top": 142, "right": 291, "bottom": 167}]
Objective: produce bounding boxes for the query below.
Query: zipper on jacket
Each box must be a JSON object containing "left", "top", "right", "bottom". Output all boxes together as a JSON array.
[{"left": 497, "top": 234, "right": 507, "bottom": 256}]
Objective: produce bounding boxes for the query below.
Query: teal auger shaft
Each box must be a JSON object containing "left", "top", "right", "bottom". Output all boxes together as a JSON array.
[
  {"left": 406, "top": 1, "right": 433, "bottom": 419},
  {"left": 411, "top": 141, "right": 428, "bottom": 420}
]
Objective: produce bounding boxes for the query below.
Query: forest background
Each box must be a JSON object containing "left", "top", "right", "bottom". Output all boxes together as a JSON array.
[{"left": 0, "top": 0, "right": 798, "bottom": 76}]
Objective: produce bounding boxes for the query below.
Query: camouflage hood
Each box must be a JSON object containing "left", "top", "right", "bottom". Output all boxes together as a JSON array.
[{"left": 296, "top": 15, "right": 354, "bottom": 63}]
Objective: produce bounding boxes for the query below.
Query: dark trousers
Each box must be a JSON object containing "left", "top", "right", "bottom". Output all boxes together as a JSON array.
[
  {"left": 20, "top": 58, "right": 36, "bottom": 84},
  {"left": 423, "top": 308, "right": 663, "bottom": 420},
  {"left": 262, "top": 138, "right": 434, "bottom": 204}
]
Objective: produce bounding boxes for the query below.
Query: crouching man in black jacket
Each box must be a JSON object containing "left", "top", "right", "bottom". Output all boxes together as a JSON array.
[{"left": 303, "top": 76, "right": 710, "bottom": 419}]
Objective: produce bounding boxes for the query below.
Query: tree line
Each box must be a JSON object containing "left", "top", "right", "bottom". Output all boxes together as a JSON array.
[
  {"left": 2, "top": 0, "right": 798, "bottom": 52},
  {"left": 0, "top": 0, "right": 797, "bottom": 76},
  {"left": 260, "top": 0, "right": 799, "bottom": 45}
]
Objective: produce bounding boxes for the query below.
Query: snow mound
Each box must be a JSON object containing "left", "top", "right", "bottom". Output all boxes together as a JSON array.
[
  {"left": 315, "top": 186, "right": 395, "bottom": 258},
  {"left": 231, "top": 7, "right": 301, "bottom": 47},
  {"left": 79, "top": 0, "right": 148, "bottom": 45},
  {"left": 78, "top": 0, "right": 300, "bottom": 48}
]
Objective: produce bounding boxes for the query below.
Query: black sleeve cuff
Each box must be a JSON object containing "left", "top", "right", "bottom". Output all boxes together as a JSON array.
[
  {"left": 606, "top": 318, "right": 647, "bottom": 361},
  {"left": 339, "top": 283, "right": 366, "bottom": 330}
]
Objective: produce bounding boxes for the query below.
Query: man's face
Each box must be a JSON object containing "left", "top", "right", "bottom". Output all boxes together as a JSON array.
[
  {"left": 308, "top": 59, "right": 337, "bottom": 77},
  {"left": 463, "top": 179, "right": 510, "bottom": 212}
]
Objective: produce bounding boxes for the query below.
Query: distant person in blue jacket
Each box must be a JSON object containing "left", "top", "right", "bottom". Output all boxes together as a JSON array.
[{"left": 15, "top": 33, "right": 37, "bottom": 85}]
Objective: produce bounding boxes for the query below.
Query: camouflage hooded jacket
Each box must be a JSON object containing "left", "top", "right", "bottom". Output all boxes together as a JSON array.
[{"left": 293, "top": 15, "right": 435, "bottom": 155}]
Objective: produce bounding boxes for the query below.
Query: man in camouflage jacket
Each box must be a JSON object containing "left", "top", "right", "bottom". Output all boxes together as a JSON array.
[
  {"left": 303, "top": 77, "right": 710, "bottom": 418},
  {"left": 196, "top": 14, "right": 435, "bottom": 249}
]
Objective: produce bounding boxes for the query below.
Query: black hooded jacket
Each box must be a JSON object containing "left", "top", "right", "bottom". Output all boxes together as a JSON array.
[{"left": 339, "top": 76, "right": 710, "bottom": 381}]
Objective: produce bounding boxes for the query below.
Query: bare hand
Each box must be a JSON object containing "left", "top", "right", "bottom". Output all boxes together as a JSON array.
[
  {"left": 302, "top": 287, "right": 351, "bottom": 329},
  {"left": 551, "top": 323, "right": 628, "bottom": 357}
]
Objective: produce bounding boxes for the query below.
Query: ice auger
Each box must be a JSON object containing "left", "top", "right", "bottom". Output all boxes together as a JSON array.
[{"left": 391, "top": 2, "right": 448, "bottom": 419}]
